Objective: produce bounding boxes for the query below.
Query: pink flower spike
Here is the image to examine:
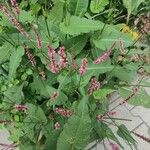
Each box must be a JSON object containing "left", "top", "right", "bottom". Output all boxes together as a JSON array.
[
  {"left": 47, "top": 45, "right": 59, "bottom": 74},
  {"left": 10, "top": 0, "right": 20, "bottom": 15},
  {"left": 94, "top": 42, "right": 116, "bottom": 64},
  {"left": 51, "top": 91, "right": 59, "bottom": 100},
  {"left": 14, "top": 104, "right": 28, "bottom": 111},
  {"left": 55, "top": 107, "right": 73, "bottom": 117},
  {"left": 119, "top": 39, "right": 125, "bottom": 55},
  {"left": 79, "top": 58, "right": 88, "bottom": 75},
  {"left": 58, "top": 46, "right": 67, "bottom": 69},
  {"left": 54, "top": 122, "right": 61, "bottom": 130},
  {"left": 71, "top": 55, "right": 78, "bottom": 70},
  {"left": 0, "top": 4, "right": 29, "bottom": 38},
  {"left": 110, "top": 143, "right": 120, "bottom": 150},
  {"left": 108, "top": 111, "right": 117, "bottom": 116},
  {"left": 88, "top": 78, "right": 100, "bottom": 95}
]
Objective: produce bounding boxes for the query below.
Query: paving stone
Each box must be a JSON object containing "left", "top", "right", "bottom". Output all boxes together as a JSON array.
[{"left": 131, "top": 106, "right": 150, "bottom": 127}]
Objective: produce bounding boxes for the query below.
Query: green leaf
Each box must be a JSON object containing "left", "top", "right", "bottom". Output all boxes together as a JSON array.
[
  {"left": 9, "top": 46, "right": 24, "bottom": 80},
  {"left": 93, "top": 88, "right": 114, "bottom": 99},
  {"left": 19, "top": 10, "right": 34, "bottom": 23},
  {"left": 117, "top": 124, "right": 136, "bottom": 145},
  {"left": 119, "top": 87, "right": 150, "bottom": 108},
  {"left": 63, "top": 34, "right": 88, "bottom": 55},
  {"left": 47, "top": 0, "right": 64, "bottom": 22},
  {"left": 90, "top": 0, "right": 109, "bottom": 13},
  {"left": 92, "top": 26, "right": 133, "bottom": 50},
  {"left": 0, "top": 43, "right": 13, "bottom": 64},
  {"left": 68, "top": 0, "right": 89, "bottom": 16},
  {"left": 3, "top": 83, "right": 24, "bottom": 106},
  {"left": 111, "top": 66, "right": 136, "bottom": 82},
  {"left": 25, "top": 103, "right": 47, "bottom": 124},
  {"left": 94, "top": 121, "right": 123, "bottom": 149},
  {"left": 60, "top": 16, "right": 104, "bottom": 35},
  {"left": 57, "top": 96, "right": 91, "bottom": 150}
]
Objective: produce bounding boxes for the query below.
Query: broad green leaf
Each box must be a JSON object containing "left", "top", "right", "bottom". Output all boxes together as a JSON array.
[
  {"left": 93, "top": 88, "right": 114, "bottom": 99},
  {"left": 68, "top": 0, "right": 89, "bottom": 16},
  {"left": 47, "top": 0, "right": 64, "bottom": 22},
  {"left": 111, "top": 66, "right": 137, "bottom": 82},
  {"left": 117, "top": 124, "right": 136, "bottom": 145},
  {"left": 87, "top": 63, "right": 114, "bottom": 74},
  {"left": 143, "top": 65, "right": 150, "bottom": 74},
  {"left": 3, "top": 83, "right": 24, "bottom": 107},
  {"left": 57, "top": 96, "right": 91, "bottom": 150},
  {"left": 119, "top": 87, "right": 150, "bottom": 108},
  {"left": 25, "top": 103, "right": 47, "bottom": 124},
  {"left": 60, "top": 16, "right": 104, "bottom": 35},
  {"left": 9, "top": 46, "right": 24, "bottom": 80},
  {"left": 92, "top": 26, "right": 133, "bottom": 50},
  {"left": 90, "top": 0, "right": 109, "bottom": 13},
  {"left": 19, "top": 10, "right": 34, "bottom": 23},
  {"left": 0, "top": 43, "right": 13, "bottom": 64},
  {"left": 94, "top": 121, "right": 123, "bottom": 149},
  {"left": 63, "top": 34, "right": 88, "bottom": 55}
]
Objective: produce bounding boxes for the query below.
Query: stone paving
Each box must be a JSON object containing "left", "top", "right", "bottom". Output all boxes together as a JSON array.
[{"left": 0, "top": 81, "right": 150, "bottom": 150}]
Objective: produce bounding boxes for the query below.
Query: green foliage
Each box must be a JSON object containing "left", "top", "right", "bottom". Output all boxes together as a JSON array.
[
  {"left": 0, "top": 0, "right": 149, "bottom": 149},
  {"left": 90, "top": 0, "right": 109, "bottom": 13},
  {"left": 119, "top": 87, "right": 150, "bottom": 108},
  {"left": 68, "top": 0, "right": 89, "bottom": 16},
  {"left": 9, "top": 46, "right": 25, "bottom": 80},
  {"left": 57, "top": 96, "right": 91, "bottom": 150},
  {"left": 60, "top": 16, "right": 104, "bottom": 35},
  {"left": 117, "top": 124, "right": 136, "bottom": 145}
]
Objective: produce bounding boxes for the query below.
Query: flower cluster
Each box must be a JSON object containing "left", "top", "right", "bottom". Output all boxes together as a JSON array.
[
  {"left": 48, "top": 45, "right": 59, "bottom": 74},
  {"left": 0, "top": 4, "right": 30, "bottom": 38},
  {"left": 88, "top": 78, "right": 100, "bottom": 95},
  {"left": 110, "top": 143, "right": 120, "bottom": 150},
  {"left": 119, "top": 39, "right": 125, "bottom": 55},
  {"left": 0, "top": 143, "right": 18, "bottom": 150},
  {"left": 10, "top": 0, "right": 20, "bottom": 15},
  {"left": 79, "top": 58, "right": 88, "bottom": 75},
  {"left": 54, "top": 122, "right": 61, "bottom": 130},
  {"left": 14, "top": 104, "right": 28, "bottom": 111},
  {"left": 71, "top": 53, "right": 78, "bottom": 70},
  {"left": 55, "top": 107, "right": 73, "bottom": 117},
  {"left": 50, "top": 91, "right": 59, "bottom": 100},
  {"left": 58, "top": 46, "right": 67, "bottom": 69},
  {"left": 97, "top": 111, "right": 117, "bottom": 121},
  {"left": 133, "top": 132, "right": 150, "bottom": 143},
  {"left": 94, "top": 42, "right": 116, "bottom": 64},
  {"left": 24, "top": 45, "right": 36, "bottom": 67}
]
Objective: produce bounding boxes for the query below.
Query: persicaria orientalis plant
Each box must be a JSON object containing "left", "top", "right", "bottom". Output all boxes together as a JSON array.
[{"left": 0, "top": 0, "right": 149, "bottom": 150}]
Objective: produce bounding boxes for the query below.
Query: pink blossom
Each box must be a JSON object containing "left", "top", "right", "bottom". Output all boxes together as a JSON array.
[
  {"left": 38, "top": 68, "right": 46, "bottom": 80},
  {"left": 58, "top": 46, "right": 67, "bottom": 69},
  {"left": 54, "top": 122, "right": 61, "bottom": 130},
  {"left": 47, "top": 45, "right": 59, "bottom": 73},
  {"left": 55, "top": 108, "right": 73, "bottom": 117},
  {"left": 10, "top": 0, "right": 20, "bottom": 15},
  {"left": 110, "top": 143, "right": 120, "bottom": 150},
  {"left": 97, "top": 115, "right": 105, "bottom": 121},
  {"left": 14, "top": 104, "right": 28, "bottom": 111},
  {"left": 71, "top": 54, "right": 78, "bottom": 70},
  {"left": 119, "top": 39, "right": 125, "bottom": 55},
  {"left": 108, "top": 111, "right": 117, "bottom": 116},
  {"left": 79, "top": 58, "right": 88, "bottom": 75},
  {"left": 24, "top": 45, "right": 36, "bottom": 67},
  {"left": 94, "top": 42, "right": 116, "bottom": 64},
  {"left": 88, "top": 78, "right": 100, "bottom": 95},
  {"left": 0, "top": 4, "right": 29, "bottom": 38},
  {"left": 51, "top": 91, "right": 59, "bottom": 100}
]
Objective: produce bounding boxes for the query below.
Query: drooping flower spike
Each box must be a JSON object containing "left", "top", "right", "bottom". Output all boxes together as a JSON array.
[
  {"left": 94, "top": 42, "right": 116, "bottom": 64},
  {"left": 58, "top": 46, "right": 67, "bottom": 69},
  {"left": 47, "top": 45, "right": 59, "bottom": 74},
  {"left": 88, "top": 77, "right": 100, "bottom": 95},
  {"left": 79, "top": 58, "right": 88, "bottom": 75},
  {"left": 0, "top": 4, "right": 30, "bottom": 38},
  {"left": 10, "top": 0, "right": 20, "bottom": 15}
]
